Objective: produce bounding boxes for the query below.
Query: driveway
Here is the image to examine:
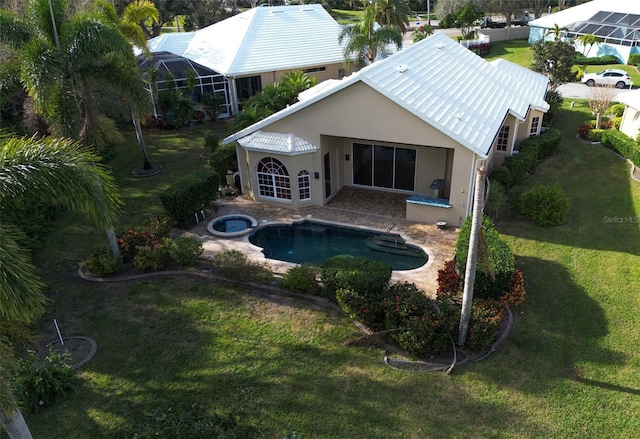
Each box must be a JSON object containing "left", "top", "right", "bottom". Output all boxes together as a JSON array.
[{"left": 558, "top": 82, "right": 634, "bottom": 100}]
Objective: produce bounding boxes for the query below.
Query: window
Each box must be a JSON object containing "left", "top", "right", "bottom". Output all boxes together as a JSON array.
[
  {"left": 257, "top": 157, "right": 291, "bottom": 200},
  {"left": 338, "top": 68, "right": 346, "bottom": 79},
  {"left": 237, "top": 76, "right": 262, "bottom": 100},
  {"left": 352, "top": 143, "right": 416, "bottom": 191},
  {"left": 298, "top": 170, "right": 311, "bottom": 201},
  {"left": 496, "top": 125, "right": 509, "bottom": 152},
  {"left": 303, "top": 66, "right": 326, "bottom": 73},
  {"left": 529, "top": 116, "right": 540, "bottom": 137}
]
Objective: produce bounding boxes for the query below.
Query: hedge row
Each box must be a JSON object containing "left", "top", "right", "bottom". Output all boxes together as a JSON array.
[
  {"left": 601, "top": 129, "right": 640, "bottom": 166},
  {"left": 575, "top": 54, "right": 621, "bottom": 65},
  {"left": 159, "top": 169, "right": 220, "bottom": 222},
  {"left": 491, "top": 128, "right": 561, "bottom": 188}
]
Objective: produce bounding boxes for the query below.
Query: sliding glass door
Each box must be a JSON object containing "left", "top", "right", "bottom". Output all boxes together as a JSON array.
[{"left": 352, "top": 142, "right": 415, "bottom": 191}]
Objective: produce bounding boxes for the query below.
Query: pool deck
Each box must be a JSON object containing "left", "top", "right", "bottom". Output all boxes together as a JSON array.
[{"left": 184, "top": 187, "right": 459, "bottom": 296}]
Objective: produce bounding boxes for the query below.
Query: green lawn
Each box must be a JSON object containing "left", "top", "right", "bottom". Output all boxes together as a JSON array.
[{"left": 7, "top": 104, "right": 640, "bottom": 438}]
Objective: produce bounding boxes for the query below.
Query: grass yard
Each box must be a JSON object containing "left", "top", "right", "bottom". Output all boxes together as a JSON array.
[{"left": 6, "top": 103, "right": 640, "bottom": 438}]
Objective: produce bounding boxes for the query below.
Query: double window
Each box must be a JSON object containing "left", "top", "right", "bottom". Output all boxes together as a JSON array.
[
  {"left": 352, "top": 143, "right": 416, "bottom": 191},
  {"left": 298, "top": 170, "right": 311, "bottom": 201},
  {"left": 496, "top": 126, "right": 510, "bottom": 152},
  {"left": 530, "top": 116, "right": 540, "bottom": 137}
]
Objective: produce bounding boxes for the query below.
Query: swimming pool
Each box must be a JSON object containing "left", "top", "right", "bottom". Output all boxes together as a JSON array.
[{"left": 248, "top": 220, "right": 428, "bottom": 270}]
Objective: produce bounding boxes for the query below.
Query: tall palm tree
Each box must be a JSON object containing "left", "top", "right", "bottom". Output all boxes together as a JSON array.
[
  {"left": 93, "top": 0, "right": 159, "bottom": 57},
  {"left": 0, "top": 0, "right": 151, "bottom": 154},
  {"left": 0, "top": 133, "right": 122, "bottom": 439},
  {"left": 338, "top": 6, "right": 403, "bottom": 69},
  {"left": 371, "top": 0, "right": 412, "bottom": 34},
  {"left": 576, "top": 33, "right": 601, "bottom": 56}
]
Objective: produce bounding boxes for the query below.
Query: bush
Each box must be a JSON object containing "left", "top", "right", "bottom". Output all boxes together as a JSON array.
[
  {"left": 588, "top": 128, "right": 605, "bottom": 142},
  {"left": 382, "top": 282, "right": 433, "bottom": 330},
  {"left": 436, "top": 260, "right": 462, "bottom": 300},
  {"left": 208, "top": 143, "right": 238, "bottom": 178},
  {"left": 516, "top": 183, "right": 570, "bottom": 227},
  {"left": 210, "top": 250, "right": 273, "bottom": 284},
  {"left": 335, "top": 287, "right": 386, "bottom": 331},
  {"left": 575, "top": 55, "right": 620, "bottom": 65},
  {"left": 577, "top": 123, "right": 592, "bottom": 139},
  {"left": 82, "top": 249, "right": 123, "bottom": 276},
  {"left": 613, "top": 116, "right": 622, "bottom": 130},
  {"left": 117, "top": 228, "right": 159, "bottom": 263},
  {"left": 536, "top": 128, "right": 561, "bottom": 159},
  {"left": 609, "top": 103, "right": 626, "bottom": 118},
  {"left": 133, "top": 238, "right": 172, "bottom": 271},
  {"left": 601, "top": 129, "right": 640, "bottom": 166},
  {"left": 485, "top": 180, "right": 506, "bottom": 219},
  {"left": 12, "top": 350, "right": 77, "bottom": 413},
  {"left": 393, "top": 311, "right": 452, "bottom": 357},
  {"left": 501, "top": 269, "right": 526, "bottom": 307},
  {"left": 465, "top": 299, "right": 505, "bottom": 351},
  {"left": 282, "top": 264, "right": 320, "bottom": 295},
  {"left": 169, "top": 236, "right": 203, "bottom": 267},
  {"left": 159, "top": 169, "right": 220, "bottom": 223},
  {"left": 489, "top": 165, "right": 512, "bottom": 187},
  {"left": 501, "top": 140, "right": 539, "bottom": 186},
  {"left": 456, "top": 215, "right": 515, "bottom": 299},
  {"left": 321, "top": 255, "right": 392, "bottom": 303},
  {"left": 203, "top": 130, "right": 220, "bottom": 154},
  {"left": 628, "top": 54, "right": 640, "bottom": 66}
]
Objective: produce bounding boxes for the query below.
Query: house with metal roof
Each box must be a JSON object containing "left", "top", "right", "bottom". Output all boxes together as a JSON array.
[
  {"left": 528, "top": 0, "right": 640, "bottom": 63},
  {"left": 614, "top": 89, "right": 640, "bottom": 139},
  {"left": 223, "top": 33, "right": 549, "bottom": 227},
  {"left": 142, "top": 4, "right": 350, "bottom": 118}
]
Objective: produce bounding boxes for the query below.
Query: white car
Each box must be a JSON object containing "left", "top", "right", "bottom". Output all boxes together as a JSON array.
[{"left": 581, "top": 69, "right": 632, "bottom": 89}]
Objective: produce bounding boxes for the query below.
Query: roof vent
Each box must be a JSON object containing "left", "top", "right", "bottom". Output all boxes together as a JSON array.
[
  {"left": 435, "top": 43, "right": 445, "bottom": 49},
  {"left": 396, "top": 64, "right": 408, "bottom": 73}
]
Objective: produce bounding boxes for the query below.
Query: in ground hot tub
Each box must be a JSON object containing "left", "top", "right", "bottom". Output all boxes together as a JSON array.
[{"left": 207, "top": 214, "right": 258, "bottom": 238}]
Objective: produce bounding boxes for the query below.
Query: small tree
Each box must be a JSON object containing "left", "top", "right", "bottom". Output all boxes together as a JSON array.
[
  {"left": 576, "top": 34, "right": 601, "bottom": 57},
  {"left": 587, "top": 85, "right": 616, "bottom": 129},
  {"left": 439, "top": 2, "right": 483, "bottom": 40},
  {"left": 531, "top": 38, "right": 577, "bottom": 91}
]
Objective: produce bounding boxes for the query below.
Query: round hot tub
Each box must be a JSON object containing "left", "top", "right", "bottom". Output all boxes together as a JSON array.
[{"left": 207, "top": 214, "right": 258, "bottom": 238}]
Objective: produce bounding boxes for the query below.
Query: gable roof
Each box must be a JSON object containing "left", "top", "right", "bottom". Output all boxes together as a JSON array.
[
  {"left": 616, "top": 89, "right": 640, "bottom": 110},
  {"left": 528, "top": 0, "right": 640, "bottom": 29},
  {"left": 180, "top": 4, "right": 346, "bottom": 77},
  {"left": 224, "top": 32, "right": 549, "bottom": 158}
]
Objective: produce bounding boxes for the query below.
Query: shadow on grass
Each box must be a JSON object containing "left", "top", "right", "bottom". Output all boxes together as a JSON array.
[
  {"left": 28, "top": 277, "right": 550, "bottom": 438},
  {"left": 470, "top": 256, "right": 626, "bottom": 393}
]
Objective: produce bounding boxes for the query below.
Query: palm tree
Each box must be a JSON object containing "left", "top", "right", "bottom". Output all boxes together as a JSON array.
[
  {"left": 0, "top": 0, "right": 151, "bottom": 157},
  {"left": 278, "top": 70, "right": 317, "bottom": 103},
  {"left": 576, "top": 33, "right": 601, "bottom": 57},
  {"left": 0, "top": 133, "right": 122, "bottom": 439},
  {"left": 338, "top": 6, "right": 403, "bottom": 69},
  {"left": 371, "top": 0, "right": 412, "bottom": 34},
  {"left": 546, "top": 23, "right": 568, "bottom": 42},
  {"left": 93, "top": 0, "right": 159, "bottom": 57}
]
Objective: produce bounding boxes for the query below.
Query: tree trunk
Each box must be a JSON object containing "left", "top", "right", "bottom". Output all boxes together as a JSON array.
[
  {"left": 1, "top": 408, "right": 33, "bottom": 439},
  {"left": 131, "top": 111, "right": 152, "bottom": 170},
  {"left": 458, "top": 165, "right": 486, "bottom": 346},
  {"left": 107, "top": 228, "right": 120, "bottom": 258}
]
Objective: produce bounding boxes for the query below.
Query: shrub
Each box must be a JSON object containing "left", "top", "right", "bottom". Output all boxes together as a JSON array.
[
  {"left": 393, "top": 311, "right": 451, "bottom": 358},
  {"left": 12, "top": 350, "right": 77, "bottom": 413},
  {"left": 613, "top": 116, "right": 622, "bottom": 130},
  {"left": 588, "top": 128, "right": 605, "bottom": 142},
  {"left": 169, "top": 236, "right": 203, "bottom": 267},
  {"left": 336, "top": 287, "right": 386, "bottom": 331},
  {"left": 282, "top": 264, "right": 320, "bottom": 295},
  {"left": 210, "top": 250, "right": 273, "bottom": 284},
  {"left": 602, "top": 129, "right": 640, "bottom": 166},
  {"left": 501, "top": 269, "right": 526, "bottom": 307},
  {"left": 609, "top": 103, "right": 626, "bottom": 118},
  {"left": 575, "top": 55, "right": 620, "bottom": 65},
  {"left": 465, "top": 299, "right": 505, "bottom": 351},
  {"left": 159, "top": 169, "right": 220, "bottom": 223},
  {"left": 82, "top": 249, "right": 123, "bottom": 276},
  {"left": 577, "top": 124, "right": 592, "bottom": 139},
  {"left": 146, "top": 215, "right": 173, "bottom": 238},
  {"left": 489, "top": 165, "right": 512, "bottom": 188},
  {"left": 516, "top": 183, "right": 570, "bottom": 227},
  {"left": 117, "top": 228, "right": 159, "bottom": 263},
  {"left": 501, "top": 140, "right": 539, "bottom": 186},
  {"left": 456, "top": 215, "right": 515, "bottom": 299},
  {"left": 321, "top": 256, "right": 392, "bottom": 303},
  {"left": 536, "top": 128, "right": 561, "bottom": 159},
  {"left": 382, "top": 282, "right": 433, "bottom": 330},
  {"left": 208, "top": 143, "right": 238, "bottom": 178},
  {"left": 436, "top": 260, "right": 462, "bottom": 300},
  {"left": 628, "top": 54, "right": 640, "bottom": 66},
  {"left": 203, "top": 130, "right": 220, "bottom": 154},
  {"left": 133, "top": 238, "right": 172, "bottom": 271}
]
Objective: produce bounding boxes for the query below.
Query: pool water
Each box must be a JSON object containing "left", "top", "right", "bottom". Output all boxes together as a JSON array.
[
  {"left": 212, "top": 218, "right": 252, "bottom": 233},
  {"left": 249, "top": 220, "right": 428, "bottom": 270}
]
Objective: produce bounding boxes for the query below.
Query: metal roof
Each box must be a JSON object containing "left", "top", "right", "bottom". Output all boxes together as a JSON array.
[
  {"left": 143, "top": 32, "right": 196, "bottom": 57},
  {"left": 528, "top": 0, "right": 640, "bottom": 31},
  {"left": 181, "top": 5, "right": 346, "bottom": 77},
  {"left": 224, "top": 32, "right": 549, "bottom": 158},
  {"left": 616, "top": 88, "right": 640, "bottom": 110},
  {"left": 237, "top": 131, "right": 319, "bottom": 155}
]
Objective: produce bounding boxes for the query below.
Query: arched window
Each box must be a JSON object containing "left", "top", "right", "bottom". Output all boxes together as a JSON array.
[
  {"left": 257, "top": 157, "right": 291, "bottom": 200},
  {"left": 298, "top": 170, "right": 311, "bottom": 201}
]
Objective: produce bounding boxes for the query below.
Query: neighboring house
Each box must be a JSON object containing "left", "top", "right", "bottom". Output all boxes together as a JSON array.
[
  {"left": 616, "top": 89, "right": 640, "bottom": 140},
  {"left": 140, "top": 5, "right": 351, "bottom": 117},
  {"left": 223, "top": 33, "right": 549, "bottom": 227},
  {"left": 528, "top": 0, "right": 640, "bottom": 63}
]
